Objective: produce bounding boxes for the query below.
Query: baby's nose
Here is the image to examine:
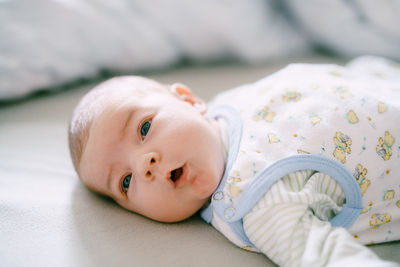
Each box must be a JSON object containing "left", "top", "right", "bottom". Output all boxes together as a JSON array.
[{"left": 142, "top": 152, "right": 160, "bottom": 180}]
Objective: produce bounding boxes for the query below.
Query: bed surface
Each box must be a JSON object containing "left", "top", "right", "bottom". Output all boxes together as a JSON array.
[{"left": 1, "top": 55, "right": 399, "bottom": 267}]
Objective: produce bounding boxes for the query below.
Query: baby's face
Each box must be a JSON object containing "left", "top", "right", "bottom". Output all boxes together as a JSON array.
[{"left": 79, "top": 80, "right": 225, "bottom": 222}]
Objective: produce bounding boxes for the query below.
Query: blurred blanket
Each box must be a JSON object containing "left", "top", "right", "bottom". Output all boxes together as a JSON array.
[
  {"left": 0, "top": 0, "right": 306, "bottom": 99},
  {"left": 1, "top": 0, "right": 400, "bottom": 100},
  {"left": 286, "top": 0, "right": 400, "bottom": 59}
]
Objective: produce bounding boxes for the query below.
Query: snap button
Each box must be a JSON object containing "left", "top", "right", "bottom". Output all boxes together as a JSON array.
[
  {"left": 213, "top": 191, "right": 224, "bottom": 201},
  {"left": 224, "top": 207, "right": 236, "bottom": 219}
]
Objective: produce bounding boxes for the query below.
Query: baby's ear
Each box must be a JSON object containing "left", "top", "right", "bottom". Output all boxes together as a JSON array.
[{"left": 170, "top": 83, "right": 207, "bottom": 114}]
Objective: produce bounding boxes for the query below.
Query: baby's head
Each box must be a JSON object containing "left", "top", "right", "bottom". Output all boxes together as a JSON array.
[{"left": 69, "top": 76, "right": 225, "bottom": 222}]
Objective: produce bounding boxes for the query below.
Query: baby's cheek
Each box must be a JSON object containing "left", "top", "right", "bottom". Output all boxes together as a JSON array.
[{"left": 191, "top": 174, "right": 216, "bottom": 198}]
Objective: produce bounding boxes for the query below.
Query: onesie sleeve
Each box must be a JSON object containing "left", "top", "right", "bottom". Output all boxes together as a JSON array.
[{"left": 242, "top": 170, "right": 397, "bottom": 267}]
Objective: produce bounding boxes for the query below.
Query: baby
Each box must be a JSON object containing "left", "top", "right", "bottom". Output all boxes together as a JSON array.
[
  {"left": 69, "top": 56, "right": 400, "bottom": 266},
  {"left": 69, "top": 76, "right": 225, "bottom": 222}
]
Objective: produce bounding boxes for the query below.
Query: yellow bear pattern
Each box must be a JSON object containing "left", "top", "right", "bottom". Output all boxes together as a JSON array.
[
  {"left": 215, "top": 58, "right": 400, "bottom": 246},
  {"left": 346, "top": 110, "right": 359, "bottom": 124},
  {"left": 227, "top": 171, "right": 242, "bottom": 198},
  {"left": 383, "top": 190, "right": 395, "bottom": 201},
  {"left": 282, "top": 89, "right": 301, "bottom": 102},
  {"left": 333, "top": 131, "right": 352, "bottom": 163},
  {"left": 267, "top": 133, "right": 280, "bottom": 144},
  {"left": 378, "top": 102, "right": 388, "bottom": 113},
  {"left": 353, "top": 164, "right": 370, "bottom": 196},
  {"left": 309, "top": 113, "right": 322, "bottom": 125},
  {"left": 369, "top": 213, "right": 391, "bottom": 229},
  {"left": 376, "top": 131, "right": 395, "bottom": 160},
  {"left": 253, "top": 105, "right": 275, "bottom": 122}
]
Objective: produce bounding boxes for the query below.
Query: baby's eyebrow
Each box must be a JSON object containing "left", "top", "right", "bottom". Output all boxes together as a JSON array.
[
  {"left": 106, "top": 167, "right": 114, "bottom": 194},
  {"left": 106, "top": 164, "right": 123, "bottom": 199},
  {"left": 120, "top": 109, "right": 136, "bottom": 141}
]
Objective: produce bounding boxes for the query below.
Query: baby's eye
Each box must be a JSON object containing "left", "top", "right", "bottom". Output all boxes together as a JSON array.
[
  {"left": 121, "top": 174, "right": 132, "bottom": 193},
  {"left": 140, "top": 120, "right": 151, "bottom": 139}
]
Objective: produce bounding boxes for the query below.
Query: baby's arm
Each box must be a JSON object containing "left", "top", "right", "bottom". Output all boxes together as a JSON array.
[
  {"left": 301, "top": 214, "right": 396, "bottom": 267},
  {"left": 243, "top": 171, "right": 398, "bottom": 267}
]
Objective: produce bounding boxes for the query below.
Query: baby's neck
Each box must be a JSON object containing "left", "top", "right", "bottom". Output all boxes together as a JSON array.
[{"left": 209, "top": 117, "right": 229, "bottom": 180}]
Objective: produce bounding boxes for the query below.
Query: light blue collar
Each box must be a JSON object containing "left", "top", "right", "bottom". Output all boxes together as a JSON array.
[{"left": 201, "top": 105, "right": 243, "bottom": 223}]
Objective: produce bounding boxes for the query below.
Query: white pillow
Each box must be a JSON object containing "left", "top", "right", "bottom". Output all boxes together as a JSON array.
[
  {"left": 285, "top": 0, "right": 400, "bottom": 60},
  {"left": 0, "top": 0, "right": 307, "bottom": 100}
]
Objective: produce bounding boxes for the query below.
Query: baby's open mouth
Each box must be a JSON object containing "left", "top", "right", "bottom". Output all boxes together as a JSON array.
[{"left": 170, "top": 166, "right": 183, "bottom": 183}]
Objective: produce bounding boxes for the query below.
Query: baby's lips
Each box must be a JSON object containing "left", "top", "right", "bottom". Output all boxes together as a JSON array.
[
  {"left": 165, "top": 164, "right": 184, "bottom": 187},
  {"left": 175, "top": 164, "right": 189, "bottom": 188}
]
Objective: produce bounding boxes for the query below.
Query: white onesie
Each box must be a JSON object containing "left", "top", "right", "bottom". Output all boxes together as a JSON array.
[{"left": 201, "top": 56, "right": 400, "bottom": 266}]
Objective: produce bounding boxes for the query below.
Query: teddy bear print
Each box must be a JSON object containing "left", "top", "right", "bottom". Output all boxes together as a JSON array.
[
  {"left": 369, "top": 213, "right": 391, "bottom": 229},
  {"left": 333, "top": 131, "right": 352, "bottom": 163},
  {"left": 383, "top": 190, "right": 395, "bottom": 201},
  {"left": 268, "top": 133, "right": 280, "bottom": 144},
  {"left": 376, "top": 131, "right": 395, "bottom": 161},
  {"left": 226, "top": 171, "right": 242, "bottom": 198},
  {"left": 309, "top": 113, "right": 322, "bottom": 125},
  {"left": 346, "top": 110, "right": 359, "bottom": 124},
  {"left": 253, "top": 105, "right": 276, "bottom": 122},
  {"left": 282, "top": 89, "right": 301, "bottom": 102},
  {"left": 378, "top": 102, "right": 388, "bottom": 113},
  {"left": 353, "top": 163, "right": 370, "bottom": 196}
]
